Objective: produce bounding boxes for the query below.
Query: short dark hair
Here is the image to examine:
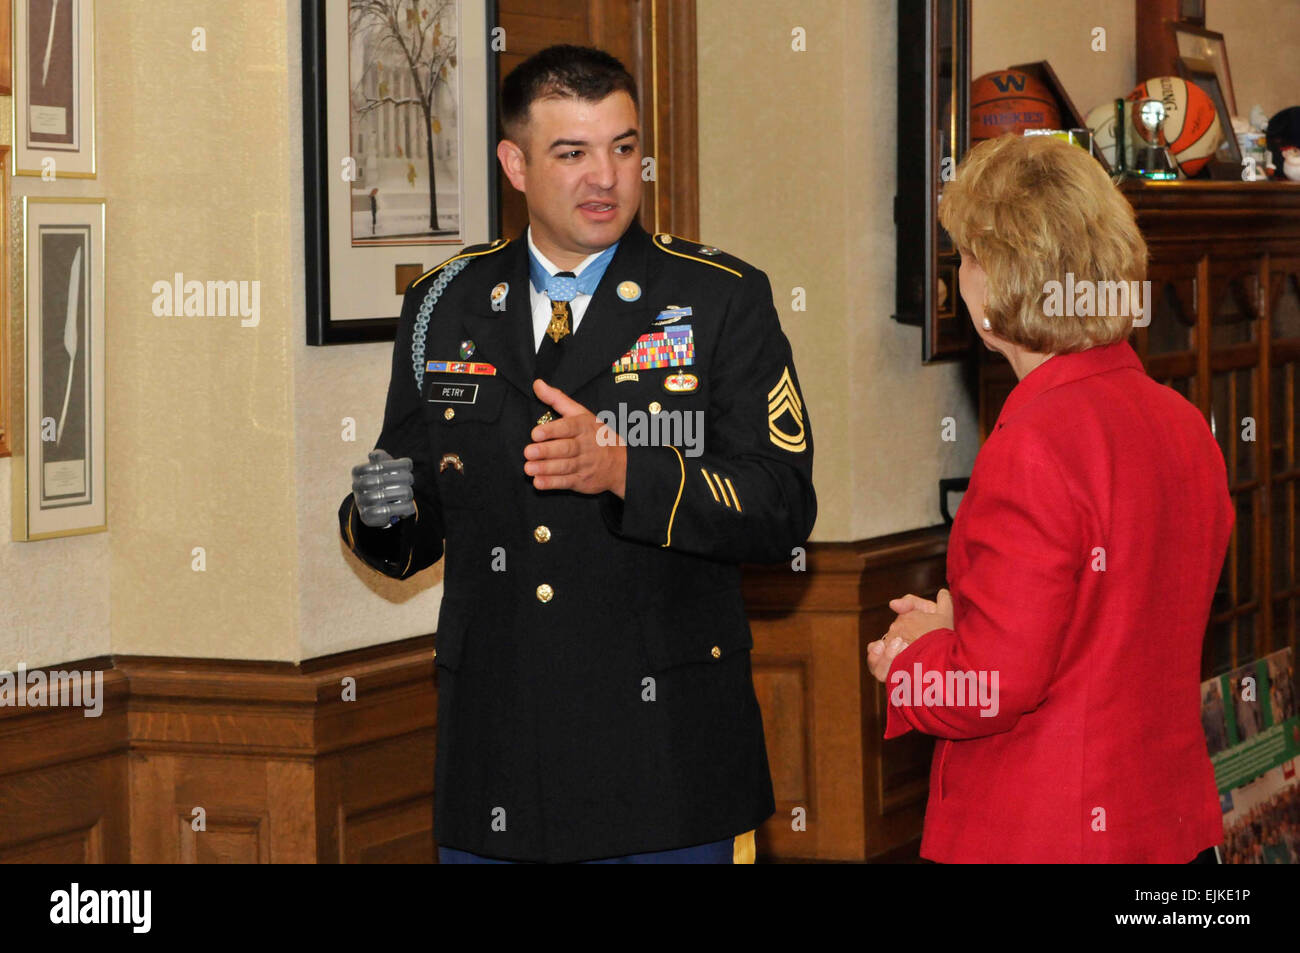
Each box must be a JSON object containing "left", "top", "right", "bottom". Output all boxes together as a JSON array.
[{"left": 500, "top": 45, "right": 638, "bottom": 143}]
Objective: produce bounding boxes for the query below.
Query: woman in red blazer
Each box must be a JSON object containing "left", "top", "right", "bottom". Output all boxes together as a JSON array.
[{"left": 869, "top": 134, "right": 1234, "bottom": 863}]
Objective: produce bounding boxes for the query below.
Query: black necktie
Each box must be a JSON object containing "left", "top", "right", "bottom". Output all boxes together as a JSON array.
[{"left": 535, "top": 271, "right": 575, "bottom": 385}]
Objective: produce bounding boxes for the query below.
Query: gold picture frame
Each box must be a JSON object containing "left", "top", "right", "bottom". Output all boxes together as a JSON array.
[
  {"left": 12, "top": 196, "right": 105, "bottom": 540},
  {"left": 0, "top": 146, "right": 8, "bottom": 458},
  {"left": 11, "top": 0, "right": 96, "bottom": 179}
]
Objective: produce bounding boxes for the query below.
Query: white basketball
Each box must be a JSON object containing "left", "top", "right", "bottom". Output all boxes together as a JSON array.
[{"left": 1086, "top": 101, "right": 1119, "bottom": 168}]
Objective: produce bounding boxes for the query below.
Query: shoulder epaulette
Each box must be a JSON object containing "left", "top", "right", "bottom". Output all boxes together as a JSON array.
[
  {"left": 410, "top": 237, "right": 511, "bottom": 290},
  {"left": 651, "top": 233, "right": 745, "bottom": 278}
]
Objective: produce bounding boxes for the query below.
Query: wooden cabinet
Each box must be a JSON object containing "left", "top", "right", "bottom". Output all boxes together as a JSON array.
[{"left": 980, "top": 182, "right": 1300, "bottom": 677}]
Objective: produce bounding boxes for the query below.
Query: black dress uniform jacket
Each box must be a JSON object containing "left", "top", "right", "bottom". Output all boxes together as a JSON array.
[{"left": 338, "top": 220, "right": 815, "bottom": 862}]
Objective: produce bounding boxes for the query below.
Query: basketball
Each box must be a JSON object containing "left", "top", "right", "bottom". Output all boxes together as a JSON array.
[
  {"left": 1126, "top": 76, "right": 1223, "bottom": 176},
  {"left": 1085, "top": 101, "right": 1119, "bottom": 167},
  {"left": 971, "top": 70, "right": 1062, "bottom": 141}
]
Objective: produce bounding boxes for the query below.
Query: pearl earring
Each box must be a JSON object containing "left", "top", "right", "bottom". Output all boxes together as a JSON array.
[{"left": 982, "top": 318, "right": 991, "bottom": 330}]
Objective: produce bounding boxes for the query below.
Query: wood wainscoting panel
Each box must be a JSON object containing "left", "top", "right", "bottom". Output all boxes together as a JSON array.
[
  {"left": 308, "top": 643, "right": 437, "bottom": 863},
  {"left": 119, "top": 639, "right": 436, "bottom": 864},
  {"left": 319, "top": 732, "right": 436, "bottom": 864},
  {"left": 744, "top": 528, "right": 949, "bottom": 861},
  {"left": 0, "top": 665, "right": 129, "bottom": 863}
]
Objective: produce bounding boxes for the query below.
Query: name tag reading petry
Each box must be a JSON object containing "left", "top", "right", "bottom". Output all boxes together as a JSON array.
[{"left": 429, "top": 381, "right": 479, "bottom": 404}]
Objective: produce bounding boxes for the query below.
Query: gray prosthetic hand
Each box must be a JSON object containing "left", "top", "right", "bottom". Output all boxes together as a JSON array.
[{"left": 351, "top": 450, "right": 416, "bottom": 528}]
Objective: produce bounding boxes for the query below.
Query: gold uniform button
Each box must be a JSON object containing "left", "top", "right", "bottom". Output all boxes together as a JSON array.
[
  {"left": 710, "top": 645, "right": 722, "bottom": 659},
  {"left": 536, "top": 583, "right": 554, "bottom": 603},
  {"left": 443, "top": 407, "right": 455, "bottom": 421},
  {"left": 648, "top": 401, "right": 662, "bottom": 414},
  {"left": 534, "top": 525, "right": 552, "bottom": 543}
]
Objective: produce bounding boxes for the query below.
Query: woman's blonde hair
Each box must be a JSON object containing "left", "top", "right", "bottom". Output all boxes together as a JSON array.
[{"left": 938, "top": 133, "right": 1148, "bottom": 353}]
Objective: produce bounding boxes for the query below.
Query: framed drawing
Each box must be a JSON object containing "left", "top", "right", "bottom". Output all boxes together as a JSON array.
[
  {"left": 12, "top": 197, "right": 105, "bottom": 540},
  {"left": 303, "top": 0, "right": 500, "bottom": 345},
  {"left": 0, "top": 148, "right": 8, "bottom": 458},
  {"left": 1170, "top": 23, "right": 1235, "bottom": 117},
  {"left": 894, "top": 0, "right": 973, "bottom": 363},
  {"left": 11, "top": 0, "right": 96, "bottom": 178}
]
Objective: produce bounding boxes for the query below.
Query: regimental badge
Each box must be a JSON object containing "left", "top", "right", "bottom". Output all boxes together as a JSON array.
[
  {"left": 611, "top": 325, "right": 694, "bottom": 373},
  {"left": 617, "top": 280, "right": 642, "bottom": 302},
  {"left": 697, "top": 246, "right": 721, "bottom": 256},
  {"left": 490, "top": 282, "right": 509, "bottom": 308},
  {"left": 663, "top": 372, "right": 699, "bottom": 393},
  {"left": 767, "top": 366, "right": 806, "bottom": 453},
  {"left": 459, "top": 339, "right": 476, "bottom": 359}
]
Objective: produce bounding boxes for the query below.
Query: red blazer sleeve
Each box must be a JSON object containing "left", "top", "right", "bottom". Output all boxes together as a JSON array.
[{"left": 885, "top": 435, "right": 1086, "bottom": 740}]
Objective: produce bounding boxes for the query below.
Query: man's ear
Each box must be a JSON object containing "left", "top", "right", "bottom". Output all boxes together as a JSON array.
[{"left": 497, "top": 139, "right": 528, "bottom": 193}]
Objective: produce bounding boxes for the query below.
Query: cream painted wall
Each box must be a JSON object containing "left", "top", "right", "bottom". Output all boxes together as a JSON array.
[
  {"left": 973, "top": 0, "right": 1136, "bottom": 119},
  {"left": 696, "top": 0, "right": 978, "bottom": 542},
  {"left": 1209, "top": 1, "right": 1300, "bottom": 119},
  {"left": 284, "top": 1, "right": 446, "bottom": 661},
  {"left": 94, "top": 2, "right": 300, "bottom": 661}
]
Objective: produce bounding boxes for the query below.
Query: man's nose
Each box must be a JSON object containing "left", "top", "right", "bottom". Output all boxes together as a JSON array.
[{"left": 586, "top": 152, "right": 617, "bottom": 191}]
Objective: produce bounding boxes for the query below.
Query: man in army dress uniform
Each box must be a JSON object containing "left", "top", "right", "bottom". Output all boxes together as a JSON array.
[{"left": 340, "top": 45, "right": 815, "bottom": 863}]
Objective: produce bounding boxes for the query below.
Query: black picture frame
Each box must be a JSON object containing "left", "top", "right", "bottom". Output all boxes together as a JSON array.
[
  {"left": 303, "top": 0, "right": 502, "bottom": 346},
  {"left": 894, "top": 0, "right": 973, "bottom": 364}
]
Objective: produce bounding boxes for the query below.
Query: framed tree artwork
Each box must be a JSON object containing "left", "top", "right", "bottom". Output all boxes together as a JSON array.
[{"left": 303, "top": 0, "right": 501, "bottom": 345}]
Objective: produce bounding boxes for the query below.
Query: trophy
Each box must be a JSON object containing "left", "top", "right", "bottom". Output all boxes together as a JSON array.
[{"left": 1135, "top": 98, "right": 1179, "bottom": 180}]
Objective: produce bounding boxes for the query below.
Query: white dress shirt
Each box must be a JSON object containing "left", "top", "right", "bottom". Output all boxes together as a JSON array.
[{"left": 527, "top": 227, "right": 610, "bottom": 352}]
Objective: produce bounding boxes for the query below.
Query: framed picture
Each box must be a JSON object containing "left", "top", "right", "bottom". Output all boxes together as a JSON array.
[
  {"left": 1177, "top": 55, "right": 1243, "bottom": 179},
  {"left": 303, "top": 0, "right": 500, "bottom": 346},
  {"left": 11, "top": 0, "right": 96, "bottom": 178},
  {"left": 1170, "top": 23, "right": 1235, "bottom": 117},
  {"left": 0, "top": 148, "right": 8, "bottom": 458},
  {"left": 1178, "top": 0, "right": 1206, "bottom": 26},
  {"left": 0, "top": 1, "right": 12, "bottom": 95},
  {"left": 12, "top": 196, "right": 105, "bottom": 540},
  {"left": 894, "top": 0, "right": 974, "bottom": 363}
]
